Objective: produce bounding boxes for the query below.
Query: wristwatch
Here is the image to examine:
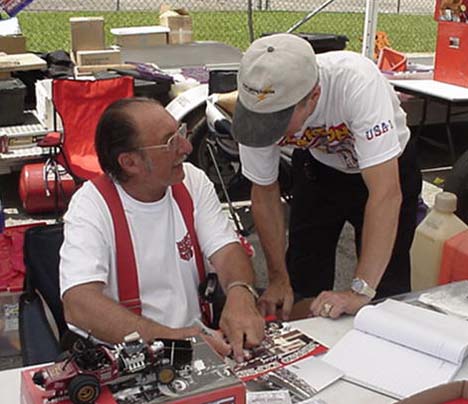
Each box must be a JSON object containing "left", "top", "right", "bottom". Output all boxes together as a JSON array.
[
  {"left": 351, "top": 278, "right": 376, "bottom": 299},
  {"left": 227, "top": 281, "right": 259, "bottom": 300}
]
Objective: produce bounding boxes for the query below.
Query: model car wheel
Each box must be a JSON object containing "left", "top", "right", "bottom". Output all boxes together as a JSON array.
[
  {"left": 157, "top": 365, "right": 177, "bottom": 385},
  {"left": 68, "top": 374, "right": 101, "bottom": 404}
]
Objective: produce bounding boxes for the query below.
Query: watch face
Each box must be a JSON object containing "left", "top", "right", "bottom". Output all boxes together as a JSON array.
[{"left": 352, "top": 278, "right": 364, "bottom": 292}]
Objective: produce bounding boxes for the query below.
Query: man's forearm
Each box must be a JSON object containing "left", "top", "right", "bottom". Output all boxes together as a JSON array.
[
  {"left": 251, "top": 182, "right": 288, "bottom": 281},
  {"left": 356, "top": 192, "right": 402, "bottom": 288},
  {"left": 211, "top": 243, "right": 255, "bottom": 288},
  {"left": 63, "top": 284, "right": 197, "bottom": 344}
]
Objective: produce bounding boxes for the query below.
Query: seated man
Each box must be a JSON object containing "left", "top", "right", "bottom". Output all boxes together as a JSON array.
[{"left": 59, "top": 97, "right": 264, "bottom": 362}]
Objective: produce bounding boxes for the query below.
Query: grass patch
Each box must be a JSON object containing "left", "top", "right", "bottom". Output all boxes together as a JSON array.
[{"left": 15, "top": 10, "right": 436, "bottom": 54}]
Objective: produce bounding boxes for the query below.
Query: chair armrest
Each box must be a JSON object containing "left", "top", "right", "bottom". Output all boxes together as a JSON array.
[{"left": 37, "top": 132, "right": 61, "bottom": 147}]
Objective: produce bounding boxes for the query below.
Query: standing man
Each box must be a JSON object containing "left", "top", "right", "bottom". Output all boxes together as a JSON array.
[
  {"left": 232, "top": 34, "right": 421, "bottom": 319},
  {"left": 60, "top": 98, "right": 264, "bottom": 362}
]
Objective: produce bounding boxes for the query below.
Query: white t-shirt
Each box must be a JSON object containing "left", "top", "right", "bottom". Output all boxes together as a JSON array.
[
  {"left": 240, "top": 51, "right": 410, "bottom": 185},
  {"left": 60, "top": 163, "right": 238, "bottom": 330}
]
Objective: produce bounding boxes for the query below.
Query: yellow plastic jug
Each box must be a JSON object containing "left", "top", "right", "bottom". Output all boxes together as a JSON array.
[{"left": 410, "top": 192, "right": 468, "bottom": 291}]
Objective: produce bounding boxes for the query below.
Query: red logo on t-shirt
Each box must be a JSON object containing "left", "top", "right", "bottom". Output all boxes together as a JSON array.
[{"left": 177, "top": 232, "right": 194, "bottom": 261}]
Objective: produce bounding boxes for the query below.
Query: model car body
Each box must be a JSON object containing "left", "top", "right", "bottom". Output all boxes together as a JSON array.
[{"left": 32, "top": 332, "right": 192, "bottom": 404}]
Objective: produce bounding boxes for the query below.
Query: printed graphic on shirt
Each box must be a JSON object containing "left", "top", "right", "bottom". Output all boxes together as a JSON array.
[
  {"left": 365, "top": 120, "right": 394, "bottom": 141},
  {"left": 278, "top": 123, "right": 358, "bottom": 169},
  {"left": 278, "top": 119, "right": 395, "bottom": 169},
  {"left": 177, "top": 232, "right": 194, "bottom": 261}
]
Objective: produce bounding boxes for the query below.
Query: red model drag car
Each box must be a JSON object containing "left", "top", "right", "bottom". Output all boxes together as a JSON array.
[{"left": 32, "top": 332, "right": 191, "bottom": 404}]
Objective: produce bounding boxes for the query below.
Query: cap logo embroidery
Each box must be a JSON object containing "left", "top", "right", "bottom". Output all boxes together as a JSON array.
[{"left": 242, "top": 83, "right": 275, "bottom": 102}]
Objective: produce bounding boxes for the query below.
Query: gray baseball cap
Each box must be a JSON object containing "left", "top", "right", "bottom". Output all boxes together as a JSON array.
[{"left": 232, "top": 33, "right": 319, "bottom": 148}]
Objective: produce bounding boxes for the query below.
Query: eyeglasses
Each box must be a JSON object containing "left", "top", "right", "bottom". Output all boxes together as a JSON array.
[{"left": 137, "top": 123, "right": 188, "bottom": 153}]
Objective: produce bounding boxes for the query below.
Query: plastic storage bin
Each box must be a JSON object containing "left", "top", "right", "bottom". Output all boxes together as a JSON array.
[
  {"left": 0, "top": 78, "right": 26, "bottom": 126},
  {"left": 377, "top": 47, "right": 408, "bottom": 72}
]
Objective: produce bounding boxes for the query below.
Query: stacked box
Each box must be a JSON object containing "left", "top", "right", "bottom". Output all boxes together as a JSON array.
[
  {"left": 76, "top": 49, "right": 121, "bottom": 66},
  {"left": 69, "top": 17, "right": 105, "bottom": 52},
  {"left": 160, "top": 12, "right": 193, "bottom": 44},
  {"left": 0, "top": 35, "right": 26, "bottom": 54},
  {"left": 111, "top": 26, "right": 169, "bottom": 48}
]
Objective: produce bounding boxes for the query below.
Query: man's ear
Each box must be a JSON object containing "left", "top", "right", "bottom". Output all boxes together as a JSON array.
[
  {"left": 305, "top": 84, "right": 321, "bottom": 113},
  {"left": 310, "top": 84, "right": 321, "bottom": 104},
  {"left": 117, "top": 152, "right": 140, "bottom": 177}
]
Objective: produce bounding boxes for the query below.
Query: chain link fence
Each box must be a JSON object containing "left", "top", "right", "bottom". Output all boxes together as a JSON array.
[{"left": 5, "top": 0, "right": 437, "bottom": 55}]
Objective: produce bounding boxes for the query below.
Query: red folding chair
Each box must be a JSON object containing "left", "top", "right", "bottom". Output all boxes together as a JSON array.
[{"left": 19, "top": 76, "right": 134, "bottom": 214}]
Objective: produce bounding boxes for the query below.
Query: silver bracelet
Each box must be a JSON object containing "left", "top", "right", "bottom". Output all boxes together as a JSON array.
[{"left": 226, "top": 281, "right": 259, "bottom": 300}]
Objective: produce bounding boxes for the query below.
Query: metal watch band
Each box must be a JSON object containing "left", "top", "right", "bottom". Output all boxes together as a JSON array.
[
  {"left": 226, "top": 281, "right": 259, "bottom": 300},
  {"left": 351, "top": 277, "right": 377, "bottom": 299}
]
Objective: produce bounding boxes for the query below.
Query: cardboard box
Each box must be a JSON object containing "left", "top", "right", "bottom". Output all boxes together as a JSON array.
[
  {"left": 76, "top": 48, "right": 121, "bottom": 66},
  {"left": 434, "top": 21, "right": 468, "bottom": 87},
  {"left": 0, "top": 53, "right": 46, "bottom": 73},
  {"left": 70, "top": 17, "right": 105, "bottom": 51},
  {"left": 0, "top": 35, "right": 26, "bottom": 54},
  {"left": 111, "top": 26, "right": 169, "bottom": 48},
  {"left": 399, "top": 380, "right": 468, "bottom": 403},
  {"left": 159, "top": 6, "right": 193, "bottom": 44}
]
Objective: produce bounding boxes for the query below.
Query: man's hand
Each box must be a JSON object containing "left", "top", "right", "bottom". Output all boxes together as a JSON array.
[
  {"left": 219, "top": 286, "right": 265, "bottom": 363},
  {"left": 309, "top": 290, "right": 371, "bottom": 319},
  {"left": 257, "top": 275, "right": 294, "bottom": 320}
]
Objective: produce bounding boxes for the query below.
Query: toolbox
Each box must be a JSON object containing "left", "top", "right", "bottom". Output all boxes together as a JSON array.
[{"left": 0, "top": 78, "right": 26, "bottom": 126}]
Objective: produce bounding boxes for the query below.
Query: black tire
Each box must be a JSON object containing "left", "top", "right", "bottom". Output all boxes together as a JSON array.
[
  {"left": 68, "top": 374, "right": 101, "bottom": 404},
  {"left": 157, "top": 364, "right": 177, "bottom": 385},
  {"left": 444, "top": 149, "right": 468, "bottom": 223},
  {"left": 189, "top": 117, "right": 248, "bottom": 201}
]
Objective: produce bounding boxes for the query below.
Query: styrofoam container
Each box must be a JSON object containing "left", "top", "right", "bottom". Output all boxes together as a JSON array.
[{"left": 35, "top": 79, "right": 62, "bottom": 130}]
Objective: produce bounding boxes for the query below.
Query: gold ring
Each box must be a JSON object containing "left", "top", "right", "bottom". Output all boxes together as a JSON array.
[{"left": 322, "top": 303, "right": 333, "bottom": 316}]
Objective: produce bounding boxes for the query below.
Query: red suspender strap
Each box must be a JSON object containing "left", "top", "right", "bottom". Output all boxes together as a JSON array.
[
  {"left": 171, "top": 183, "right": 206, "bottom": 284},
  {"left": 172, "top": 183, "right": 212, "bottom": 326},
  {"left": 91, "top": 174, "right": 142, "bottom": 315}
]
